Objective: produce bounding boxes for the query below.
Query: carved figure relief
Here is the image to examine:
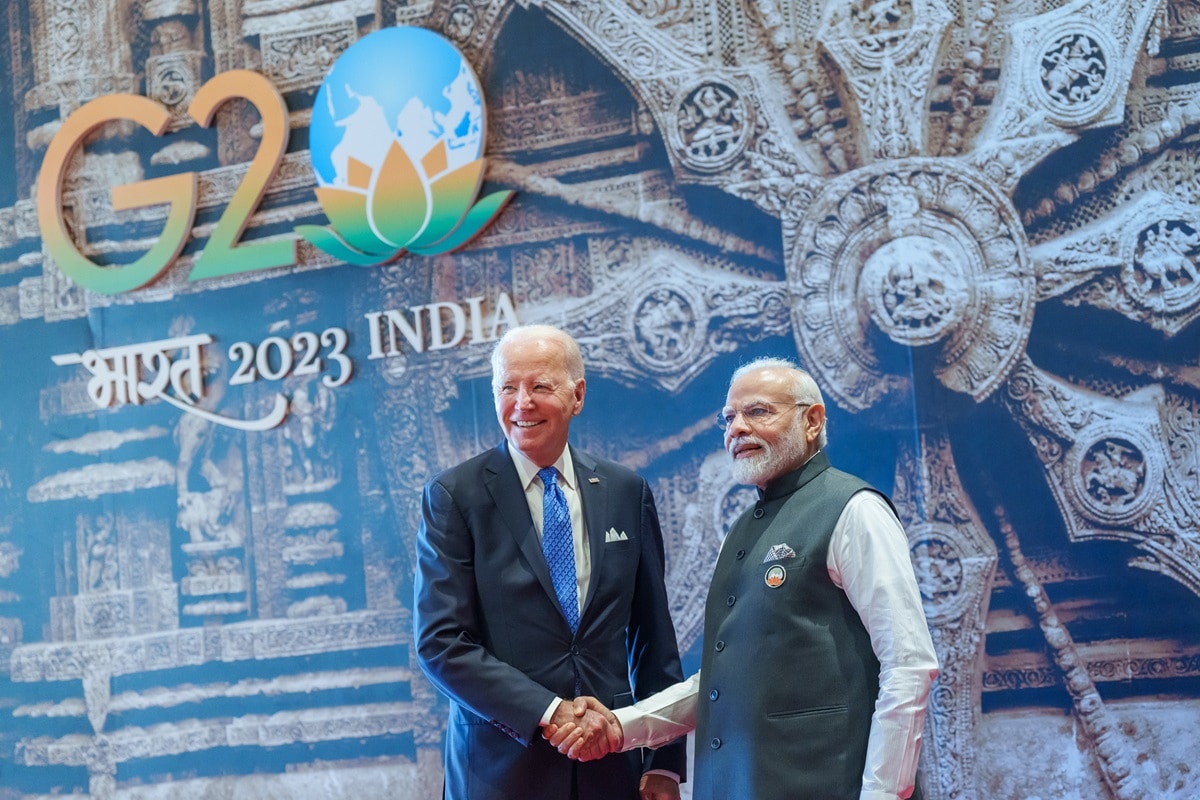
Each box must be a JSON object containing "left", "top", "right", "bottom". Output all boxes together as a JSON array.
[
  {"left": 83, "top": 515, "right": 119, "bottom": 593},
  {"left": 674, "top": 81, "right": 750, "bottom": 171},
  {"left": 1130, "top": 219, "right": 1200, "bottom": 309},
  {"left": 1041, "top": 33, "right": 1108, "bottom": 107}
]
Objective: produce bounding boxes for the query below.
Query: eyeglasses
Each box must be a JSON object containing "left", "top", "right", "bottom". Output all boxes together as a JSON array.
[{"left": 716, "top": 402, "right": 810, "bottom": 431}]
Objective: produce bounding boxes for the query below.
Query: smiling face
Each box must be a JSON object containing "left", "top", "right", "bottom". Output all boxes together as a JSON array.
[
  {"left": 492, "top": 332, "right": 586, "bottom": 468},
  {"left": 723, "top": 366, "right": 825, "bottom": 489}
]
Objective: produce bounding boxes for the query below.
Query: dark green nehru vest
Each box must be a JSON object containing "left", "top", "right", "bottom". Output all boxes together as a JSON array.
[{"left": 693, "top": 451, "right": 902, "bottom": 800}]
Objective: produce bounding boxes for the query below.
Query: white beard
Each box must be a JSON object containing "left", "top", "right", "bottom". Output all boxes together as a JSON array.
[{"left": 728, "top": 416, "right": 811, "bottom": 487}]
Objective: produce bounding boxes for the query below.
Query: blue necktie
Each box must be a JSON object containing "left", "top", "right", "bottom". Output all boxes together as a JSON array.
[{"left": 539, "top": 467, "right": 579, "bottom": 633}]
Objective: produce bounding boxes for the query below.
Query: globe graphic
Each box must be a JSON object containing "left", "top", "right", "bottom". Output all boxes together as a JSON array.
[{"left": 309, "top": 27, "right": 485, "bottom": 188}]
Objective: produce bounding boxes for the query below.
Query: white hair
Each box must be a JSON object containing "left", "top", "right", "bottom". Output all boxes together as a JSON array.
[
  {"left": 729, "top": 356, "right": 828, "bottom": 448},
  {"left": 491, "top": 325, "right": 585, "bottom": 386}
]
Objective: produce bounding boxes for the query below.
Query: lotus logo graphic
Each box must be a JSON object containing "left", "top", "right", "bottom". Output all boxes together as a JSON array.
[{"left": 298, "top": 27, "right": 513, "bottom": 265}]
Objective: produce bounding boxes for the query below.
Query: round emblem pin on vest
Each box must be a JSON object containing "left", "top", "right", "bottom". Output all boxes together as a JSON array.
[{"left": 764, "top": 564, "right": 786, "bottom": 588}]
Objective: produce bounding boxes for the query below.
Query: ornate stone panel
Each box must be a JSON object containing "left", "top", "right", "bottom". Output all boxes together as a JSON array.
[
  {"left": 785, "top": 159, "right": 1034, "bottom": 410},
  {"left": 2, "top": 1, "right": 1199, "bottom": 798}
]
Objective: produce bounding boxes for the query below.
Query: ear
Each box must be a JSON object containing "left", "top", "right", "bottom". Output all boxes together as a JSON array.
[
  {"left": 804, "top": 403, "right": 826, "bottom": 443},
  {"left": 572, "top": 378, "right": 586, "bottom": 416}
]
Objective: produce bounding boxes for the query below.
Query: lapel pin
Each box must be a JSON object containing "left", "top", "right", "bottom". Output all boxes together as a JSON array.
[
  {"left": 588, "top": 477, "right": 600, "bottom": 484},
  {"left": 764, "top": 565, "right": 786, "bottom": 588}
]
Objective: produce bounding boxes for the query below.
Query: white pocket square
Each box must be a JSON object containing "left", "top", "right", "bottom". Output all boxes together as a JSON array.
[{"left": 604, "top": 527, "right": 629, "bottom": 543}]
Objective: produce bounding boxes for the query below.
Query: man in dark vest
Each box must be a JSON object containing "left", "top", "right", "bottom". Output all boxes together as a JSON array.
[{"left": 546, "top": 357, "right": 938, "bottom": 800}]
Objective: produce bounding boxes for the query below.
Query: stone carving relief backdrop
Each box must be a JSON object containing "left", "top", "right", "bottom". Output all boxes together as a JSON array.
[{"left": 0, "top": 1, "right": 1197, "bottom": 798}]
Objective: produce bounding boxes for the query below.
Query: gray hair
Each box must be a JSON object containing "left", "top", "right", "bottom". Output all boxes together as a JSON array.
[
  {"left": 491, "top": 325, "right": 585, "bottom": 386},
  {"left": 730, "top": 356, "right": 828, "bottom": 448}
]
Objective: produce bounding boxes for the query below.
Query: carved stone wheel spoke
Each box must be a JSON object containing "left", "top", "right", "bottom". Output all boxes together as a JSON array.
[{"left": 891, "top": 433, "right": 997, "bottom": 800}]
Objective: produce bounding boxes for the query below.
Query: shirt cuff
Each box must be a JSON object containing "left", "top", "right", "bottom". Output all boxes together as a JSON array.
[
  {"left": 539, "top": 697, "right": 565, "bottom": 727},
  {"left": 611, "top": 705, "right": 641, "bottom": 750},
  {"left": 642, "top": 768, "right": 681, "bottom": 784},
  {"left": 859, "top": 791, "right": 901, "bottom": 800}
]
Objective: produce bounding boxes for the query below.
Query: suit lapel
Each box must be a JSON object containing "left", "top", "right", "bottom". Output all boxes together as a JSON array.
[
  {"left": 571, "top": 446, "right": 607, "bottom": 626},
  {"left": 483, "top": 442, "right": 559, "bottom": 605}
]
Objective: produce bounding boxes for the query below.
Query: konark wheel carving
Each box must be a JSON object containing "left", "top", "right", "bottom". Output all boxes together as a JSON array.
[
  {"left": 859, "top": 234, "right": 972, "bottom": 347},
  {"left": 786, "top": 159, "right": 1034, "bottom": 411},
  {"left": 909, "top": 526, "right": 966, "bottom": 618},
  {"left": 1004, "top": 359, "right": 1200, "bottom": 595},
  {"left": 1161, "top": 393, "right": 1200, "bottom": 527},
  {"left": 7, "top": 2, "right": 1200, "bottom": 799},
  {"left": 445, "top": 4, "right": 476, "bottom": 43},
  {"left": 819, "top": 0, "right": 954, "bottom": 160},
  {"left": 672, "top": 80, "right": 752, "bottom": 173},
  {"left": 628, "top": 283, "right": 706, "bottom": 375},
  {"left": 1069, "top": 424, "right": 1159, "bottom": 524},
  {"left": 1034, "top": 27, "right": 1116, "bottom": 123},
  {"left": 1031, "top": 191, "right": 1200, "bottom": 334},
  {"left": 892, "top": 434, "right": 997, "bottom": 800},
  {"left": 984, "top": 0, "right": 1163, "bottom": 146},
  {"left": 1128, "top": 219, "right": 1200, "bottom": 314}
]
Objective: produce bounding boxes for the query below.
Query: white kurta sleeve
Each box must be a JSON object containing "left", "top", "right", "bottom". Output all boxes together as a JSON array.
[
  {"left": 613, "top": 671, "right": 701, "bottom": 751},
  {"left": 828, "top": 491, "right": 939, "bottom": 800}
]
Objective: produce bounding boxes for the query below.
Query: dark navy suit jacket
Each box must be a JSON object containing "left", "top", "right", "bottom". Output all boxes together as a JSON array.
[{"left": 415, "top": 440, "right": 686, "bottom": 800}]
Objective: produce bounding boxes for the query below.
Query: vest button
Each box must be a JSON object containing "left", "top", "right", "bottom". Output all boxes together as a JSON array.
[
  {"left": 726, "top": 595, "right": 735, "bottom": 607},
  {"left": 735, "top": 549, "right": 746, "bottom": 560},
  {"left": 570, "top": 645, "right": 579, "bottom": 655},
  {"left": 753, "top": 508, "right": 764, "bottom": 519},
  {"left": 714, "top": 640, "right": 725, "bottom": 651},
  {"left": 710, "top": 738, "right": 722, "bottom": 750},
  {"left": 709, "top": 689, "right": 719, "bottom": 701}
]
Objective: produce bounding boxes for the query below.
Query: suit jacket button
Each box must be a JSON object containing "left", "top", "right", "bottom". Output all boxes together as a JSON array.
[
  {"left": 710, "top": 738, "right": 722, "bottom": 749},
  {"left": 709, "top": 689, "right": 719, "bottom": 701},
  {"left": 570, "top": 645, "right": 580, "bottom": 655},
  {"left": 753, "top": 508, "right": 764, "bottom": 519},
  {"left": 714, "top": 640, "right": 725, "bottom": 651}
]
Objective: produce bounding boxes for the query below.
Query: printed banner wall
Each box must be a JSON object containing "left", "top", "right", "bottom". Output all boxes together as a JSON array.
[{"left": 0, "top": 2, "right": 1198, "bottom": 799}]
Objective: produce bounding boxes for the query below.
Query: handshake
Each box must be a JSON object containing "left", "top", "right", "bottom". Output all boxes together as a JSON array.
[{"left": 542, "top": 696, "right": 624, "bottom": 761}]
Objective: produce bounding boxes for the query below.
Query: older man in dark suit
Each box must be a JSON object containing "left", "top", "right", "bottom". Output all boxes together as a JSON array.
[{"left": 414, "top": 324, "right": 686, "bottom": 800}]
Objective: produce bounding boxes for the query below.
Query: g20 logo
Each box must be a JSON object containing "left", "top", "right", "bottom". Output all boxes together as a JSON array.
[
  {"left": 299, "top": 27, "right": 513, "bottom": 265},
  {"left": 36, "top": 27, "right": 513, "bottom": 296}
]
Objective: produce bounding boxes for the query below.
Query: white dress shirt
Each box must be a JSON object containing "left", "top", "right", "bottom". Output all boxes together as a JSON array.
[
  {"left": 614, "top": 490, "right": 938, "bottom": 800},
  {"left": 509, "top": 445, "right": 591, "bottom": 612}
]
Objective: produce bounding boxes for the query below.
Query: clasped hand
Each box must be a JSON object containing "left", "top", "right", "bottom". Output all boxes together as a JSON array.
[
  {"left": 543, "top": 696, "right": 623, "bottom": 761},
  {"left": 544, "top": 702, "right": 680, "bottom": 800}
]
